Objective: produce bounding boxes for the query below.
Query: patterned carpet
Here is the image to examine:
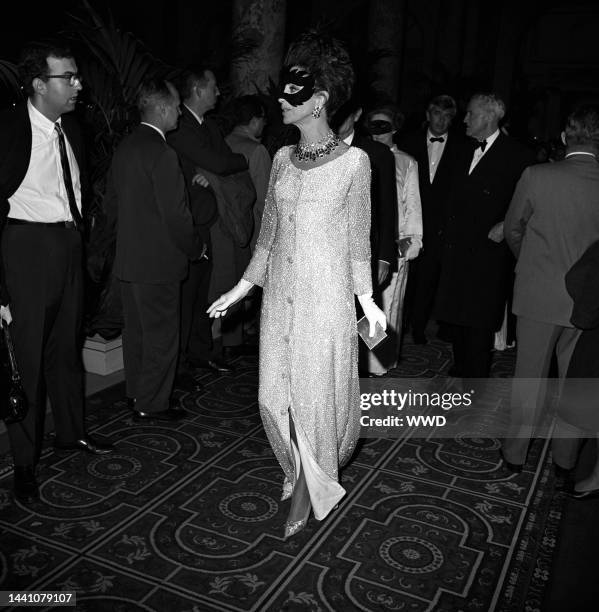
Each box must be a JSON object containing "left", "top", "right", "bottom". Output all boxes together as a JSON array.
[{"left": 0, "top": 333, "right": 565, "bottom": 611}]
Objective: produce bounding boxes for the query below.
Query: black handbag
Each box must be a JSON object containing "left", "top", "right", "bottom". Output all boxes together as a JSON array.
[{"left": 0, "top": 319, "right": 28, "bottom": 424}]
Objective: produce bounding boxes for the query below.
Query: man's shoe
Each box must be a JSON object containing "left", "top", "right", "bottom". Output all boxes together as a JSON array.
[
  {"left": 132, "top": 407, "right": 188, "bottom": 421},
  {"left": 14, "top": 466, "right": 39, "bottom": 503},
  {"left": 54, "top": 436, "right": 114, "bottom": 455},
  {"left": 188, "top": 358, "right": 234, "bottom": 374},
  {"left": 568, "top": 487, "right": 599, "bottom": 500}
]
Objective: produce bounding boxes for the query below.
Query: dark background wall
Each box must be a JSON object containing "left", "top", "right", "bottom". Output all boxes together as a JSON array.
[{"left": 2, "top": 0, "right": 599, "bottom": 140}]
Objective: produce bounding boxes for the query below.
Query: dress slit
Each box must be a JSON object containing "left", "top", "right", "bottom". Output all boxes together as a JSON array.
[{"left": 288, "top": 405, "right": 345, "bottom": 520}]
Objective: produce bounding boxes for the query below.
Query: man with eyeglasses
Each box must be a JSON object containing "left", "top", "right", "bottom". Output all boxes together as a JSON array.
[{"left": 0, "top": 41, "right": 113, "bottom": 504}]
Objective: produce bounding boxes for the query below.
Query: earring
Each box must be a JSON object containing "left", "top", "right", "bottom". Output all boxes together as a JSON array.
[{"left": 312, "top": 105, "right": 322, "bottom": 119}]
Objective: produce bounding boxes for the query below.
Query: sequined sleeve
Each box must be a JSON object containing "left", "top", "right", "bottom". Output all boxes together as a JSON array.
[
  {"left": 242, "top": 148, "right": 282, "bottom": 287},
  {"left": 348, "top": 151, "right": 373, "bottom": 295}
]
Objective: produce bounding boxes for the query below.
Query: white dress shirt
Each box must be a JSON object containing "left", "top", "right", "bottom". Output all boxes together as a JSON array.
[
  {"left": 140, "top": 121, "right": 166, "bottom": 140},
  {"left": 8, "top": 100, "right": 82, "bottom": 222},
  {"left": 469, "top": 129, "right": 500, "bottom": 174},
  {"left": 565, "top": 151, "right": 596, "bottom": 159},
  {"left": 427, "top": 130, "right": 447, "bottom": 183}
]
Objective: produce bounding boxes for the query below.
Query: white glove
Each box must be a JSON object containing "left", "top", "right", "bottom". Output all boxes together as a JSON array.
[
  {"left": 358, "top": 293, "right": 387, "bottom": 337},
  {"left": 0, "top": 305, "right": 12, "bottom": 325},
  {"left": 207, "top": 279, "right": 253, "bottom": 318}
]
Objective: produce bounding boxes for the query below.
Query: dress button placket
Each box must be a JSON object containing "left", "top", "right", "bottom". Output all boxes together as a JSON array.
[{"left": 284, "top": 184, "right": 298, "bottom": 405}]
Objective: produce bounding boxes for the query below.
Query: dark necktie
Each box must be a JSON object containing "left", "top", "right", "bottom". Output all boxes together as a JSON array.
[
  {"left": 55, "top": 123, "right": 83, "bottom": 229},
  {"left": 476, "top": 139, "right": 488, "bottom": 152},
  {"left": 429, "top": 136, "right": 445, "bottom": 143}
]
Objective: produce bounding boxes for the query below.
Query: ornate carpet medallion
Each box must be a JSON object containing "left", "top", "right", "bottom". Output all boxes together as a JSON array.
[{"left": 0, "top": 334, "right": 561, "bottom": 610}]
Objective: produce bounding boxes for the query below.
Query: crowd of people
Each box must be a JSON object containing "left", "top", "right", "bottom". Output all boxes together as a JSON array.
[{"left": 1, "top": 30, "right": 599, "bottom": 538}]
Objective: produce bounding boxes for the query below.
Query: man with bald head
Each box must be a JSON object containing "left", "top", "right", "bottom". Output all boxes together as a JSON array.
[
  {"left": 105, "top": 78, "right": 201, "bottom": 421},
  {"left": 436, "top": 93, "right": 532, "bottom": 379}
]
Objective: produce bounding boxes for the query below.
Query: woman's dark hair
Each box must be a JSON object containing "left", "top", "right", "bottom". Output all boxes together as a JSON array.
[
  {"left": 19, "top": 41, "right": 74, "bottom": 97},
  {"left": 366, "top": 104, "right": 405, "bottom": 132},
  {"left": 284, "top": 30, "right": 354, "bottom": 117}
]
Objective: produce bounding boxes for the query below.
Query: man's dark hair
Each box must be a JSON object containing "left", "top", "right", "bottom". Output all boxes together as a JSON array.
[
  {"left": 284, "top": 30, "right": 354, "bottom": 118},
  {"left": 176, "top": 64, "right": 213, "bottom": 100},
  {"left": 427, "top": 94, "right": 457, "bottom": 117},
  {"left": 136, "top": 78, "right": 175, "bottom": 116},
  {"left": 565, "top": 105, "right": 599, "bottom": 151},
  {"left": 19, "top": 41, "right": 74, "bottom": 97},
  {"left": 231, "top": 95, "right": 266, "bottom": 126}
]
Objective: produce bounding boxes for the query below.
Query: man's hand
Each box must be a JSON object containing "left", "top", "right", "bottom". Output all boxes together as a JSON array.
[
  {"left": 0, "top": 304, "right": 12, "bottom": 325},
  {"left": 192, "top": 171, "right": 210, "bottom": 188},
  {"left": 377, "top": 260, "right": 390, "bottom": 285},
  {"left": 488, "top": 222, "right": 504, "bottom": 243}
]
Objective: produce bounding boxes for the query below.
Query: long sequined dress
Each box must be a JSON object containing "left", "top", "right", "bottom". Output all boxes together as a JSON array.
[
  {"left": 368, "top": 146, "right": 422, "bottom": 375},
  {"left": 242, "top": 145, "right": 372, "bottom": 520}
]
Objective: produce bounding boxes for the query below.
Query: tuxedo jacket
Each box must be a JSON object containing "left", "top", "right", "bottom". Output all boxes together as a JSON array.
[
  {"left": 351, "top": 132, "right": 398, "bottom": 266},
  {"left": 506, "top": 154, "right": 599, "bottom": 327},
  {"left": 167, "top": 109, "right": 247, "bottom": 245},
  {"left": 399, "top": 128, "right": 468, "bottom": 255},
  {"left": 436, "top": 133, "right": 533, "bottom": 330},
  {"left": 0, "top": 103, "right": 86, "bottom": 305},
  {"left": 105, "top": 124, "right": 200, "bottom": 283}
]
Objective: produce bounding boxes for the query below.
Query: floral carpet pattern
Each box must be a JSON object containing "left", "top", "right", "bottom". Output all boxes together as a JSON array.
[{"left": 0, "top": 335, "right": 562, "bottom": 611}]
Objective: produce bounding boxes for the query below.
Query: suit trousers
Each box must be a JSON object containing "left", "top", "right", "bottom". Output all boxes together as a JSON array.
[
  {"left": 2, "top": 224, "right": 85, "bottom": 466},
  {"left": 502, "top": 316, "right": 581, "bottom": 465},
  {"left": 406, "top": 247, "right": 441, "bottom": 337},
  {"left": 450, "top": 324, "right": 495, "bottom": 378},
  {"left": 120, "top": 280, "right": 180, "bottom": 413},
  {"left": 180, "top": 257, "right": 214, "bottom": 363}
]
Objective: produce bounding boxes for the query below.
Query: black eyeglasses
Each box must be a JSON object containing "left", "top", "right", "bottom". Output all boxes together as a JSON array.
[{"left": 42, "top": 73, "right": 83, "bottom": 87}]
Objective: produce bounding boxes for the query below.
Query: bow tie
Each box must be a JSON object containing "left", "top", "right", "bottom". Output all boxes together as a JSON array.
[
  {"left": 429, "top": 136, "right": 445, "bottom": 143},
  {"left": 476, "top": 140, "right": 488, "bottom": 152}
]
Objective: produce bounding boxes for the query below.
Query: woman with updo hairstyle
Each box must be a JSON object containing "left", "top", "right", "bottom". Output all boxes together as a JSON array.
[
  {"left": 208, "top": 30, "right": 386, "bottom": 537},
  {"left": 365, "top": 104, "right": 423, "bottom": 374}
]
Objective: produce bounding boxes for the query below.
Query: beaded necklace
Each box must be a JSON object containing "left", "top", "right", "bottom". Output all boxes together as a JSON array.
[{"left": 295, "top": 130, "right": 340, "bottom": 162}]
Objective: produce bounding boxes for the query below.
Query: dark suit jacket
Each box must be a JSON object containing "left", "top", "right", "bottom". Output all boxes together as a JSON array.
[
  {"left": 167, "top": 109, "right": 247, "bottom": 246},
  {"left": 399, "top": 128, "right": 468, "bottom": 257},
  {"left": 566, "top": 239, "right": 599, "bottom": 331},
  {"left": 351, "top": 132, "right": 398, "bottom": 267},
  {"left": 436, "top": 133, "right": 533, "bottom": 330},
  {"left": 505, "top": 154, "right": 599, "bottom": 327},
  {"left": 105, "top": 124, "right": 200, "bottom": 283},
  {"left": 0, "top": 103, "right": 86, "bottom": 305}
]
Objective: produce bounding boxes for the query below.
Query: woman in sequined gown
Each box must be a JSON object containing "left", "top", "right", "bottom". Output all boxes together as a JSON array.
[
  {"left": 208, "top": 32, "right": 386, "bottom": 535},
  {"left": 364, "top": 106, "right": 423, "bottom": 375}
]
